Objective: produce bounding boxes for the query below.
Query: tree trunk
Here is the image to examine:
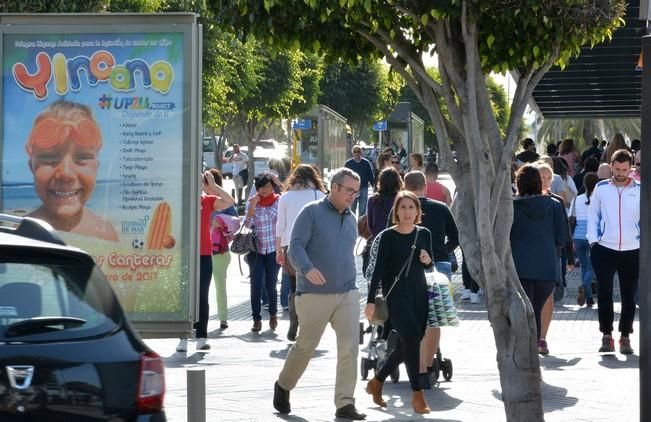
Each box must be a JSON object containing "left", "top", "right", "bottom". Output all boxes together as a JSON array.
[
  {"left": 358, "top": 14, "right": 547, "bottom": 420},
  {"left": 213, "top": 125, "right": 226, "bottom": 171},
  {"left": 452, "top": 149, "right": 543, "bottom": 422}
]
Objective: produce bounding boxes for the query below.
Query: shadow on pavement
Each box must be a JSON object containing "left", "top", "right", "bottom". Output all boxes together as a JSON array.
[
  {"left": 540, "top": 381, "right": 578, "bottom": 412},
  {"left": 273, "top": 413, "right": 311, "bottom": 421},
  {"left": 232, "top": 330, "right": 286, "bottom": 343},
  {"left": 490, "top": 382, "right": 578, "bottom": 412},
  {"left": 270, "top": 344, "right": 329, "bottom": 360},
  {"left": 376, "top": 383, "right": 463, "bottom": 415},
  {"left": 598, "top": 353, "right": 639, "bottom": 369},
  {"left": 162, "top": 352, "right": 222, "bottom": 368},
  {"left": 539, "top": 355, "right": 582, "bottom": 371}
]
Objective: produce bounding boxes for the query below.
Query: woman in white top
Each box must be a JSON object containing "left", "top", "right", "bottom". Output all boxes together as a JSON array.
[
  {"left": 275, "top": 164, "right": 326, "bottom": 340},
  {"left": 570, "top": 172, "right": 600, "bottom": 308}
]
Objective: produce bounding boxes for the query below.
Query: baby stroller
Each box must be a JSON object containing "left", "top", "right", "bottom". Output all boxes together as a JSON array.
[
  {"left": 359, "top": 321, "right": 400, "bottom": 383},
  {"left": 359, "top": 321, "right": 453, "bottom": 384},
  {"left": 360, "top": 269, "right": 458, "bottom": 385}
]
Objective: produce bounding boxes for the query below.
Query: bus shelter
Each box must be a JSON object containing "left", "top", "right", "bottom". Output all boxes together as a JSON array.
[
  {"left": 291, "top": 104, "right": 349, "bottom": 180},
  {"left": 383, "top": 102, "right": 425, "bottom": 164}
]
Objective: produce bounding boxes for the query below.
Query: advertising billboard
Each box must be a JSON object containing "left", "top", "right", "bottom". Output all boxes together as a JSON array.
[{"left": 0, "top": 14, "right": 201, "bottom": 337}]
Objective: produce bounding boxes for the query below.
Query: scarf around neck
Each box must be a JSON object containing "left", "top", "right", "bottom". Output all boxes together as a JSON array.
[{"left": 258, "top": 192, "right": 279, "bottom": 207}]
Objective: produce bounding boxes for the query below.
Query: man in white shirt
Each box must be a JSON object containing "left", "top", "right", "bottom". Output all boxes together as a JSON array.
[
  {"left": 229, "top": 144, "right": 249, "bottom": 204},
  {"left": 587, "top": 149, "right": 640, "bottom": 355}
]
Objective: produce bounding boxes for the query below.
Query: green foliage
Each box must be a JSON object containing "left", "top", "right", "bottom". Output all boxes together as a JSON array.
[
  {"left": 318, "top": 59, "right": 401, "bottom": 140},
  {"left": 213, "top": 37, "right": 322, "bottom": 142},
  {"left": 106, "top": 0, "right": 164, "bottom": 12},
  {"left": 537, "top": 118, "right": 641, "bottom": 146},
  {"left": 217, "top": 1, "right": 625, "bottom": 73},
  {"left": 398, "top": 69, "right": 508, "bottom": 150},
  {"left": 292, "top": 53, "right": 324, "bottom": 117},
  {"left": 1, "top": 0, "right": 107, "bottom": 12},
  {"left": 485, "top": 76, "right": 509, "bottom": 134},
  {"left": 476, "top": 1, "right": 625, "bottom": 72}
]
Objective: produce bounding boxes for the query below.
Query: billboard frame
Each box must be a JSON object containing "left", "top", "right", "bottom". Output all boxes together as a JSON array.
[{"left": 0, "top": 13, "right": 202, "bottom": 338}]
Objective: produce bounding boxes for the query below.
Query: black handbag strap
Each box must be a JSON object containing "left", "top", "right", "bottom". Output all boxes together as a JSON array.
[{"left": 383, "top": 229, "right": 419, "bottom": 300}]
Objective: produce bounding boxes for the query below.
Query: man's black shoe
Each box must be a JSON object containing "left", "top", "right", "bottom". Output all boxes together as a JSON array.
[
  {"left": 273, "top": 381, "right": 291, "bottom": 414},
  {"left": 335, "top": 404, "right": 366, "bottom": 420}
]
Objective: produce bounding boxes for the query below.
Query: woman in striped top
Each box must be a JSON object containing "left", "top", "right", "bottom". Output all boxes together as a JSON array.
[{"left": 570, "top": 172, "right": 600, "bottom": 308}]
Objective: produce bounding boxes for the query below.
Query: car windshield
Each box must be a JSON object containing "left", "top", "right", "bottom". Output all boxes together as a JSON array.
[{"left": 0, "top": 253, "right": 121, "bottom": 342}]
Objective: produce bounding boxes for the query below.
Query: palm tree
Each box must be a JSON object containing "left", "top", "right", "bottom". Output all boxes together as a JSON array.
[{"left": 536, "top": 118, "right": 640, "bottom": 148}]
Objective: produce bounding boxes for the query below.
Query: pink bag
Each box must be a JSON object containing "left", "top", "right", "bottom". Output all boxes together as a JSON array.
[{"left": 211, "top": 214, "right": 241, "bottom": 253}]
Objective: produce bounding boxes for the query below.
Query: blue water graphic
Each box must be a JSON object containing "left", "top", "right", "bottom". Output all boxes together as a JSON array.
[{"left": 2, "top": 180, "right": 123, "bottom": 214}]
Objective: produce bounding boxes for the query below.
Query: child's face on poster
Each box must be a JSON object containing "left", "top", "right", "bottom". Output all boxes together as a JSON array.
[{"left": 29, "top": 139, "right": 99, "bottom": 219}]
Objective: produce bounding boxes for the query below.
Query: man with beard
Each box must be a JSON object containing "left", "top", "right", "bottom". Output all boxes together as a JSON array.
[{"left": 587, "top": 149, "right": 640, "bottom": 355}]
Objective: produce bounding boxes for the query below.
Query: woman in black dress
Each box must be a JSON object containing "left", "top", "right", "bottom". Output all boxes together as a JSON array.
[{"left": 364, "top": 191, "right": 434, "bottom": 414}]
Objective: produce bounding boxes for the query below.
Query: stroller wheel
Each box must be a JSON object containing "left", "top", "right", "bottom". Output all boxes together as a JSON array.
[
  {"left": 430, "top": 357, "right": 440, "bottom": 383},
  {"left": 360, "top": 358, "right": 370, "bottom": 380},
  {"left": 441, "top": 358, "right": 453, "bottom": 381},
  {"left": 390, "top": 367, "right": 400, "bottom": 383}
]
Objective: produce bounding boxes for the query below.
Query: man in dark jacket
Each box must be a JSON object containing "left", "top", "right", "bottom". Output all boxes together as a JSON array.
[
  {"left": 344, "top": 145, "right": 375, "bottom": 216},
  {"left": 581, "top": 138, "right": 602, "bottom": 163}
]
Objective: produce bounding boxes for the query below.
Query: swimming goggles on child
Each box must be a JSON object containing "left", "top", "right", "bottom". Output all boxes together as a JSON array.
[{"left": 26, "top": 117, "right": 102, "bottom": 153}]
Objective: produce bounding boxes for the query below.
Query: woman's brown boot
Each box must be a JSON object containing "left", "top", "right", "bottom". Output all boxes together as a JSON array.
[
  {"left": 365, "top": 377, "right": 386, "bottom": 407},
  {"left": 411, "top": 390, "right": 430, "bottom": 414}
]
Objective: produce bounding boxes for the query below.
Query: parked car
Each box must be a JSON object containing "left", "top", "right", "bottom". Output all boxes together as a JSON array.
[{"left": 0, "top": 214, "right": 166, "bottom": 421}]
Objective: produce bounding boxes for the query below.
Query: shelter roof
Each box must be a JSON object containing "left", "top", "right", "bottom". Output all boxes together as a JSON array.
[{"left": 530, "top": 1, "right": 645, "bottom": 118}]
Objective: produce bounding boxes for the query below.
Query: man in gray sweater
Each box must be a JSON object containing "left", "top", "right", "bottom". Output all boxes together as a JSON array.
[{"left": 273, "top": 167, "right": 366, "bottom": 420}]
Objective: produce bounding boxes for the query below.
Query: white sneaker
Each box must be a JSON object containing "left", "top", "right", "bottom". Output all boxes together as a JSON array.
[
  {"left": 196, "top": 338, "right": 210, "bottom": 351},
  {"left": 176, "top": 338, "right": 188, "bottom": 352},
  {"left": 470, "top": 293, "right": 480, "bottom": 304},
  {"left": 460, "top": 289, "right": 471, "bottom": 301}
]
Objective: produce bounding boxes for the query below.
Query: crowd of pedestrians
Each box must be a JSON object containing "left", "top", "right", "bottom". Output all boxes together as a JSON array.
[
  {"left": 180, "top": 134, "right": 640, "bottom": 419},
  {"left": 511, "top": 134, "right": 641, "bottom": 355}
]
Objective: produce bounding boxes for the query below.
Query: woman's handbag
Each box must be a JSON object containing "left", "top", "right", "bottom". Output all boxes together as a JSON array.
[
  {"left": 371, "top": 230, "right": 419, "bottom": 324},
  {"left": 230, "top": 224, "right": 257, "bottom": 255},
  {"left": 372, "top": 293, "right": 389, "bottom": 323}
]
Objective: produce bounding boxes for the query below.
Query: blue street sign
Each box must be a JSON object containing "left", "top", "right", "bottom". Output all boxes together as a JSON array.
[
  {"left": 373, "top": 120, "right": 387, "bottom": 131},
  {"left": 292, "top": 119, "right": 312, "bottom": 129}
]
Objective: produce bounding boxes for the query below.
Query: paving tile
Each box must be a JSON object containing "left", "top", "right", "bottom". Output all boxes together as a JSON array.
[{"left": 147, "top": 251, "right": 640, "bottom": 421}]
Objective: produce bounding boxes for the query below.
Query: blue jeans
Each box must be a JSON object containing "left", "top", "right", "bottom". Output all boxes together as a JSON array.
[
  {"left": 434, "top": 261, "right": 452, "bottom": 281},
  {"left": 280, "top": 269, "right": 290, "bottom": 308},
  {"left": 250, "top": 252, "right": 280, "bottom": 321},
  {"left": 352, "top": 186, "right": 368, "bottom": 216},
  {"left": 573, "top": 239, "right": 593, "bottom": 300}
]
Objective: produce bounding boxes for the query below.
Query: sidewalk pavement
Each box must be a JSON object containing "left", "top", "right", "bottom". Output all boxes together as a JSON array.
[{"left": 145, "top": 250, "right": 640, "bottom": 421}]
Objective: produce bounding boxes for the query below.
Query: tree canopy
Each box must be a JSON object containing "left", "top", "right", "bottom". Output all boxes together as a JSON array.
[
  {"left": 399, "top": 69, "right": 510, "bottom": 151},
  {"left": 318, "top": 59, "right": 401, "bottom": 141}
]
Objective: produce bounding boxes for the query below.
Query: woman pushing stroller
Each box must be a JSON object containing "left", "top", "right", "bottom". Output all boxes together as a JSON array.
[{"left": 364, "top": 191, "right": 434, "bottom": 414}]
